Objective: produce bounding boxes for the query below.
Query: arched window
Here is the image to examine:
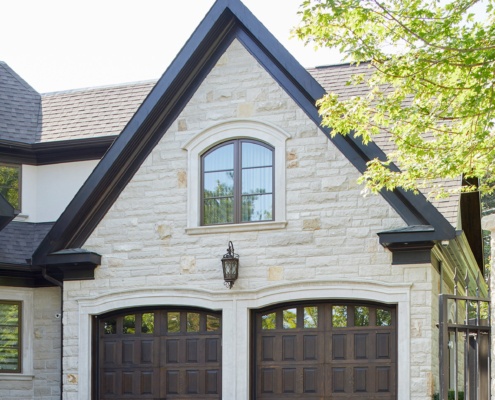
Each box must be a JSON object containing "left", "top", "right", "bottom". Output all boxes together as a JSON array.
[{"left": 201, "top": 139, "right": 274, "bottom": 225}]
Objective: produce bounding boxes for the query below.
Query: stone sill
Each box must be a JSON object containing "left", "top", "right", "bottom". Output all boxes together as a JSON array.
[
  {"left": 13, "top": 214, "right": 29, "bottom": 221},
  {"left": 186, "top": 221, "right": 287, "bottom": 235},
  {"left": 0, "top": 373, "right": 34, "bottom": 381}
]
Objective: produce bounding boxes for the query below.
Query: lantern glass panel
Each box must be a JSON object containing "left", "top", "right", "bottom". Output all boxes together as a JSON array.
[{"left": 222, "top": 259, "right": 238, "bottom": 279}]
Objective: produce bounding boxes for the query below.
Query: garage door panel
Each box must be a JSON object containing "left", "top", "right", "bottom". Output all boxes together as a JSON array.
[
  {"left": 376, "top": 332, "right": 391, "bottom": 359},
  {"left": 122, "top": 340, "right": 135, "bottom": 364},
  {"left": 140, "top": 369, "right": 158, "bottom": 395},
  {"left": 140, "top": 339, "right": 156, "bottom": 364},
  {"left": 102, "top": 370, "right": 118, "bottom": 395},
  {"left": 303, "top": 334, "right": 318, "bottom": 360},
  {"left": 166, "top": 338, "right": 179, "bottom": 363},
  {"left": 165, "top": 369, "right": 180, "bottom": 394},
  {"left": 98, "top": 309, "right": 222, "bottom": 399},
  {"left": 282, "top": 335, "right": 296, "bottom": 361},
  {"left": 186, "top": 338, "right": 199, "bottom": 363},
  {"left": 281, "top": 367, "right": 295, "bottom": 393},
  {"left": 122, "top": 371, "right": 133, "bottom": 394},
  {"left": 376, "top": 365, "right": 392, "bottom": 392},
  {"left": 255, "top": 302, "right": 397, "bottom": 399},
  {"left": 330, "top": 367, "right": 347, "bottom": 393},
  {"left": 260, "top": 367, "right": 276, "bottom": 393},
  {"left": 302, "top": 366, "right": 320, "bottom": 393},
  {"left": 261, "top": 336, "right": 275, "bottom": 361},
  {"left": 205, "top": 337, "right": 220, "bottom": 362},
  {"left": 332, "top": 333, "right": 347, "bottom": 360},
  {"left": 206, "top": 369, "right": 221, "bottom": 394},
  {"left": 186, "top": 369, "right": 200, "bottom": 393},
  {"left": 102, "top": 340, "right": 118, "bottom": 365},
  {"left": 354, "top": 366, "right": 369, "bottom": 392},
  {"left": 354, "top": 333, "right": 369, "bottom": 359},
  {"left": 257, "top": 365, "right": 326, "bottom": 396}
]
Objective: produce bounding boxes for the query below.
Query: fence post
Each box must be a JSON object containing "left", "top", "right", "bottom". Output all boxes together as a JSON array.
[{"left": 482, "top": 215, "right": 495, "bottom": 399}]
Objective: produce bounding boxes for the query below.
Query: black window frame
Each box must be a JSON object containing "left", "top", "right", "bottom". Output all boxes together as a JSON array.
[
  {"left": 0, "top": 163, "right": 21, "bottom": 211},
  {"left": 200, "top": 139, "right": 275, "bottom": 226},
  {"left": 0, "top": 300, "right": 22, "bottom": 373}
]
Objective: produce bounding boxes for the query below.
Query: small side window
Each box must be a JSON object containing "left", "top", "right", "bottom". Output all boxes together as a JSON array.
[
  {"left": 0, "top": 300, "right": 22, "bottom": 373},
  {"left": 0, "top": 164, "right": 21, "bottom": 211}
]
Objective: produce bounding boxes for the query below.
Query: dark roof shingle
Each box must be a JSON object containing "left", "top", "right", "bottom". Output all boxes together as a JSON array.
[
  {"left": 0, "top": 222, "right": 53, "bottom": 265},
  {"left": 0, "top": 62, "right": 41, "bottom": 143}
]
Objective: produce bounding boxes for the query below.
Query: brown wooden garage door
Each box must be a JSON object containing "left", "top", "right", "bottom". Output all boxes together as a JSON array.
[
  {"left": 254, "top": 302, "right": 397, "bottom": 399},
  {"left": 96, "top": 308, "right": 222, "bottom": 400}
]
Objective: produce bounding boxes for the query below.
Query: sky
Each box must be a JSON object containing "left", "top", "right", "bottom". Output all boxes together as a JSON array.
[{"left": 1, "top": 0, "right": 342, "bottom": 94}]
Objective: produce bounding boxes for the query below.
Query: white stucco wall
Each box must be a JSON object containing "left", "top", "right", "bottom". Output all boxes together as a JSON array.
[
  {"left": 20, "top": 160, "right": 98, "bottom": 223},
  {"left": 61, "top": 40, "right": 440, "bottom": 400}
]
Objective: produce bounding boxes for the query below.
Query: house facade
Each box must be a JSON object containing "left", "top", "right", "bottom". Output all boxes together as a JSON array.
[{"left": 0, "top": 1, "right": 487, "bottom": 399}]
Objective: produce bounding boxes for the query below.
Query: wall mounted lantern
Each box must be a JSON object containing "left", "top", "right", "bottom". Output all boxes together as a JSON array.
[{"left": 221, "top": 241, "right": 239, "bottom": 289}]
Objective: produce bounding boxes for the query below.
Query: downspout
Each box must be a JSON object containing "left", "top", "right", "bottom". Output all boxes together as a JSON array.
[
  {"left": 439, "top": 260, "right": 443, "bottom": 294},
  {"left": 41, "top": 266, "right": 63, "bottom": 287},
  {"left": 41, "top": 267, "right": 63, "bottom": 400}
]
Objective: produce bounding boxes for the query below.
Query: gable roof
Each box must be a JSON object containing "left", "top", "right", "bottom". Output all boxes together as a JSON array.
[
  {"left": 0, "top": 62, "right": 41, "bottom": 143},
  {"left": 33, "top": 64, "right": 461, "bottom": 228},
  {"left": 31, "top": 0, "right": 457, "bottom": 265}
]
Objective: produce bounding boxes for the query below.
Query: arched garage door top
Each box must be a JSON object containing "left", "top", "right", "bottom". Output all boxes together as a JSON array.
[
  {"left": 97, "top": 308, "right": 222, "bottom": 399},
  {"left": 254, "top": 301, "right": 397, "bottom": 399}
]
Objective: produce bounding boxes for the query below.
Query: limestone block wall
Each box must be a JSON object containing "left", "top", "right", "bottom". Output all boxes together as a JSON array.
[
  {"left": 61, "top": 39, "right": 442, "bottom": 399},
  {"left": 33, "top": 287, "right": 61, "bottom": 400},
  {"left": 407, "top": 264, "right": 441, "bottom": 400},
  {"left": 0, "top": 286, "right": 61, "bottom": 400}
]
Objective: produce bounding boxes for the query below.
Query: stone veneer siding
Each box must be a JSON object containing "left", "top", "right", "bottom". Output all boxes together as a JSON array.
[
  {"left": 62, "top": 40, "right": 441, "bottom": 399},
  {"left": 0, "top": 287, "right": 61, "bottom": 400}
]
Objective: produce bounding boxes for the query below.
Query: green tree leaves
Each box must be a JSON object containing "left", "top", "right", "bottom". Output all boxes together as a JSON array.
[
  {"left": 295, "top": 0, "right": 495, "bottom": 196},
  {"left": 0, "top": 165, "right": 20, "bottom": 209}
]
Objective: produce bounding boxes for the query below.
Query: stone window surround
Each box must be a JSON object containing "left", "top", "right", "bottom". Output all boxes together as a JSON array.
[
  {"left": 75, "top": 280, "right": 411, "bottom": 399},
  {"left": 183, "top": 119, "right": 290, "bottom": 234},
  {"left": 0, "top": 287, "right": 34, "bottom": 381}
]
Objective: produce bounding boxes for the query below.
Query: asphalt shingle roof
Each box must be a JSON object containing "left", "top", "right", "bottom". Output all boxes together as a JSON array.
[
  {"left": 39, "top": 80, "right": 155, "bottom": 142},
  {"left": 0, "top": 222, "right": 53, "bottom": 265},
  {"left": 0, "top": 62, "right": 41, "bottom": 143}
]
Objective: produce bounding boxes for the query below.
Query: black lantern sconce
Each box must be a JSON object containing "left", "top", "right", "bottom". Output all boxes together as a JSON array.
[{"left": 221, "top": 241, "right": 239, "bottom": 289}]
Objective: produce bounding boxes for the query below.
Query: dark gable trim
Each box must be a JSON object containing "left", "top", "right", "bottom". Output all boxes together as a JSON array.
[
  {"left": 378, "top": 225, "right": 452, "bottom": 263},
  {"left": 460, "top": 178, "right": 483, "bottom": 270},
  {"left": 0, "top": 264, "right": 55, "bottom": 287},
  {"left": 0, "top": 248, "right": 100, "bottom": 287},
  {"left": 0, "top": 194, "right": 17, "bottom": 232},
  {"left": 32, "top": 0, "right": 456, "bottom": 265},
  {"left": 0, "top": 136, "right": 116, "bottom": 165},
  {"left": 43, "top": 249, "right": 101, "bottom": 281},
  {"left": 386, "top": 241, "right": 435, "bottom": 265}
]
